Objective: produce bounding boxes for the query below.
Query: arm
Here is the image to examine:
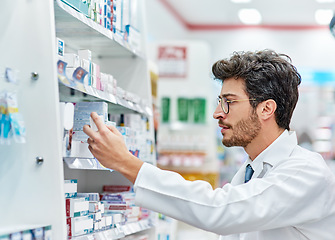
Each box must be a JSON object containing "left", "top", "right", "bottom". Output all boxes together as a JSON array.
[
  {"left": 83, "top": 112, "right": 143, "bottom": 183},
  {"left": 134, "top": 159, "right": 333, "bottom": 236}
]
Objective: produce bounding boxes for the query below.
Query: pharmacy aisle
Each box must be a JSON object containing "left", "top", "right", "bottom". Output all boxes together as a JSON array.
[{"left": 1, "top": 0, "right": 158, "bottom": 239}]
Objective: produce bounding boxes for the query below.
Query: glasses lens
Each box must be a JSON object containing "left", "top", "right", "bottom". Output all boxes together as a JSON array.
[{"left": 221, "top": 98, "right": 228, "bottom": 113}]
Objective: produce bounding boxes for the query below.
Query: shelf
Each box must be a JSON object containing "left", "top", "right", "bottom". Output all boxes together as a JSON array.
[
  {"left": 54, "top": 0, "right": 145, "bottom": 59},
  {"left": 121, "top": 219, "right": 154, "bottom": 236},
  {"left": 70, "top": 219, "right": 154, "bottom": 240},
  {"left": 57, "top": 63, "right": 152, "bottom": 116},
  {"left": 63, "top": 157, "right": 112, "bottom": 171},
  {"left": 161, "top": 121, "right": 208, "bottom": 131}
]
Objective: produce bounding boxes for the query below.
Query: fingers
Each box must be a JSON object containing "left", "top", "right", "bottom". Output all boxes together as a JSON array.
[
  {"left": 106, "top": 125, "right": 122, "bottom": 137},
  {"left": 87, "top": 137, "right": 94, "bottom": 145},
  {"left": 83, "top": 124, "right": 98, "bottom": 139},
  {"left": 91, "top": 112, "right": 105, "bottom": 131}
]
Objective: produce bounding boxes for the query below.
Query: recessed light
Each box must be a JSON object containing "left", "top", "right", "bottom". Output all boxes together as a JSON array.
[
  {"left": 238, "top": 8, "right": 262, "bottom": 25},
  {"left": 315, "top": 0, "right": 335, "bottom": 3},
  {"left": 315, "top": 9, "right": 334, "bottom": 25},
  {"left": 231, "top": 0, "right": 252, "bottom": 3}
]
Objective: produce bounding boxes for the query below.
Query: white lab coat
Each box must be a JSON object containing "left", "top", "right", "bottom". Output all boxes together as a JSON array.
[{"left": 134, "top": 131, "right": 335, "bottom": 239}]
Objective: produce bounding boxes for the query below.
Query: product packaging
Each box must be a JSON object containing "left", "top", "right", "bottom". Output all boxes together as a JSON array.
[
  {"left": 66, "top": 215, "right": 94, "bottom": 237},
  {"left": 64, "top": 179, "right": 77, "bottom": 198}
]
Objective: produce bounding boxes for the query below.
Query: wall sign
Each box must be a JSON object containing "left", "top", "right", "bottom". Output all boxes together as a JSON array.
[{"left": 157, "top": 46, "right": 187, "bottom": 78}]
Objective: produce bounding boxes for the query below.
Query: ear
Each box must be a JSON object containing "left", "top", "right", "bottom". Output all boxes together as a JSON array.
[{"left": 257, "top": 99, "right": 277, "bottom": 121}]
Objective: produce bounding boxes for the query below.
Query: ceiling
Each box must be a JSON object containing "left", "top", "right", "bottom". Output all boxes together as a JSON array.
[{"left": 159, "top": 0, "right": 335, "bottom": 30}]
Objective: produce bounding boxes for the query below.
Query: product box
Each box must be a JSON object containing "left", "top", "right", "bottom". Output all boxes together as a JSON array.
[
  {"left": 64, "top": 53, "right": 80, "bottom": 68},
  {"left": 43, "top": 226, "right": 52, "bottom": 240},
  {"left": 98, "top": 219, "right": 106, "bottom": 230},
  {"left": 21, "top": 230, "right": 32, "bottom": 240},
  {"left": 66, "top": 197, "right": 90, "bottom": 217},
  {"left": 88, "top": 211, "right": 102, "bottom": 222},
  {"left": 78, "top": 49, "right": 92, "bottom": 61},
  {"left": 125, "top": 25, "right": 141, "bottom": 52},
  {"left": 0, "top": 234, "right": 9, "bottom": 240},
  {"left": 61, "top": 0, "right": 89, "bottom": 16},
  {"left": 56, "top": 37, "right": 65, "bottom": 60},
  {"left": 103, "top": 185, "right": 131, "bottom": 193},
  {"left": 102, "top": 201, "right": 127, "bottom": 212},
  {"left": 78, "top": 49, "right": 92, "bottom": 86},
  {"left": 116, "top": 126, "right": 130, "bottom": 136},
  {"left": 64, "top": 179, "right": 77, "bottom": 198},
  {"left": 67, "top": 215, "right": 94, "bottom": 237},
  {"left": 113, "top": 0, "right": 122, "bottom": 32},
  {"left": 88, "top": 200, "right": 104, "bottom": 213},
  {"left": 77, "top": 192, "right": 100, "bottom": 202},
  {"left": 100, "top": 73, "right": 108, "bottom": 91},
  {"left": 31, "top": 227, "right": 43, "bottom": 240},
  {"left": 0, "top": 226, "right": 51, "bottom": 240},
  {"left": 104, "top": 215, "right": 113, "bottom": 227},
  {"left": 9, "top": 232, "right": 21, "bottom": 240},
  {"left": 100, "top": 193, "right": 123, "bottom": 201},
  {"left": 72, "top": 102, "right": 108, "bottom": 141},
  {"left": 80, "top": 59, "right": 91, "bottom": 86},
  {"left": 111, "top": 213, "right": 124, "bottom": 224}
]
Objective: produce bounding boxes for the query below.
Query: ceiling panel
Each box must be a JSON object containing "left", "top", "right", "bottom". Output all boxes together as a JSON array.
[{"left": 159, "top": 0, "right": 335, "bottom": 28}]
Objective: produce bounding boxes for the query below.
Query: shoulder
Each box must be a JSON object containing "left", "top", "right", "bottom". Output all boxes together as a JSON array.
[{"left": 271, "top": 145, "right": 335, "bottom": 184}]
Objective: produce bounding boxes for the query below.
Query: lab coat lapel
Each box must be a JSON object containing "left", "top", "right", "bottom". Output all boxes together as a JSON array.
[
  {"left": 230, "top": 162, "right": 249, "bottom": 186},
  {"left": 229, "top": 131, "right": 297, "bottom": 186}
]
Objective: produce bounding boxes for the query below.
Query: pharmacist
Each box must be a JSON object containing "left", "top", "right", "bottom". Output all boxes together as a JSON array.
[{"left": 83, "top": 49, "right": 335, "bottom": 240}]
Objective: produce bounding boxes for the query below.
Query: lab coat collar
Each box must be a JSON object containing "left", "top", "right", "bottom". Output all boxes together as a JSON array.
[{"left": 231, "top": 130, "right": 297, "bottom": 185}]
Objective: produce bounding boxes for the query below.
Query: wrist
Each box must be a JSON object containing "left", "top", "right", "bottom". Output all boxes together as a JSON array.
[{"left": 118, "top": 153, "right": 144, "bottom": 184}]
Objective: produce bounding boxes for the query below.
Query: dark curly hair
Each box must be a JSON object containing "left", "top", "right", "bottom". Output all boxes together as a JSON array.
[{"left": 212, "top": 49, "right": 301, "bottom": 130}]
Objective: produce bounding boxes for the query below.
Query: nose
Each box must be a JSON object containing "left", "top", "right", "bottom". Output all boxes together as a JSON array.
[{"left": 213, "top": 103, "right": 227, "bottom": 119}]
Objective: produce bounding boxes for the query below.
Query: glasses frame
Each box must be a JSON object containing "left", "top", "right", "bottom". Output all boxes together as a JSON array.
[{"left": 217, "top": 96, "right": 257, "bottom": 114}]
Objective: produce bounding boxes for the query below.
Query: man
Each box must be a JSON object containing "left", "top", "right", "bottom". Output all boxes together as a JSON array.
[{"left": 83, "top": 50, "right": 335, "bottom": 240}]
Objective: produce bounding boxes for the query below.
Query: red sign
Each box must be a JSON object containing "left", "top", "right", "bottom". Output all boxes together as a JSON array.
[{"left": 157, "top": 46, "right": 187, "bottom": 78}]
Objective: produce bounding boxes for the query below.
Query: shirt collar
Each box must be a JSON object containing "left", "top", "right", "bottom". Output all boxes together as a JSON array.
[{"left": 247, "top": 130, "right": 297, "bottom": 179}]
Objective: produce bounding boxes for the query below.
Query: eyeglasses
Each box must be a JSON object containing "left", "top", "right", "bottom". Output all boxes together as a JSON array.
[{"left": 217, "top": 96, "right": 256, "bottom": 114}]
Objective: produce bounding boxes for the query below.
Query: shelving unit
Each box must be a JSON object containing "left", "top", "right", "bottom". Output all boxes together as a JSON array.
[{"left": 1, "top": 0, "right": 156, "bottom": 239}]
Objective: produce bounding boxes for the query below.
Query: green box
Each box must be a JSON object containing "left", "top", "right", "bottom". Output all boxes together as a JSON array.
[
  {"left": 177, "top": 97, "right": 189, "bottom": 122},
  {"left": 193, "top": 98, "right": 206, "bottom": 123},
  {"left": 161, "top": 97, "right": 170, "bottom": 123}
]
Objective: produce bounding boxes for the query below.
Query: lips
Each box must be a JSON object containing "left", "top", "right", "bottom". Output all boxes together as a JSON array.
[{"left": 218, "top": 123, "right": 231, "bottom": 134}]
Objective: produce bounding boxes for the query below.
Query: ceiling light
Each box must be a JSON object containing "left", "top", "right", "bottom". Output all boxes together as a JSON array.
[
  {"left": 231, "top": 0, "right": 252, "bottom": 3},
  {"left": 315, "top": 9, "right": 334, "bottom": 25},
  {"left": 238, "top": 8, "right": 262, "bottom": 25},
  {"left": 315, "top": 0, "right": 335, "bottom": 3}
]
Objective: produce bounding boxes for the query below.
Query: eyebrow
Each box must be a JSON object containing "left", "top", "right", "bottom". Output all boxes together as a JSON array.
[{"left": 218, "top": 93, "right": 239, "bottom": 98}]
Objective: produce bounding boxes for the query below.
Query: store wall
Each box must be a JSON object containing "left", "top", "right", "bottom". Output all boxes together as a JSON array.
[
  {"left": 144, "top": 2, "right": 335, "bottom": 239},
  {"left": 145, "top": 1, "right": 335, "bottom": 159},
  {"left": 186, "top": 29, "right": 335, "bottom": 144}
]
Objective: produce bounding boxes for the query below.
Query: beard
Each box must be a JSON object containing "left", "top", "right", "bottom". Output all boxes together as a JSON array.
[{"left": 221, "top": 110, "right": 261, "bottom": 148}]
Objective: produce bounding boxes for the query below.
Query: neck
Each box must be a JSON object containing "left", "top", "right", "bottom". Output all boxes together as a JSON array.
[{"left": 245, "top": 127, "right": 285, "bottom": 161}]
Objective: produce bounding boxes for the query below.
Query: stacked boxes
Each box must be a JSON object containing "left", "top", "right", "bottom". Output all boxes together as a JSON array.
[
  {"left": 63, "top": 180, "right": 151, "bottom": 238},
  {"left": 0, "top": 226, "right": 52, "bottom": 240},
  {"left": 61, "top": 0, "right": 141, "bottom": 49},
  {"left": 110, "top": 114, "right": 153, "bottom": 162},
  {"left": 65, "top": 180, "right": 93, "bottom": 237},
  {"left": 66, "top": 197, "right": 89, "bottom": 218},
  {"left": 101, "top": 185, "right": 147, "bottom": 224},
  {"left": 66, "top": 216, "right": 93, "bottom": 237}
]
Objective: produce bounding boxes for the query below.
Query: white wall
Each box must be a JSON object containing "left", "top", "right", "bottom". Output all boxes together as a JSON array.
[
  {"left": 145, "top": 0, "right": 335, "bottom": 143},
  {"left": 145, "top": 0, "right": 335, "bottom": 69}
]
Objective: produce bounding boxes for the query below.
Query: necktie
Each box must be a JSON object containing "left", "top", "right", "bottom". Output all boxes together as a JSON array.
[{"left": 245, "top": 164, "right": 254, "bottom": 183}]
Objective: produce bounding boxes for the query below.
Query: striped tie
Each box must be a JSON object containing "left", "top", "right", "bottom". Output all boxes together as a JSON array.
[{"left": 245, "top": 164, "right": 254, "bottom": 183}]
